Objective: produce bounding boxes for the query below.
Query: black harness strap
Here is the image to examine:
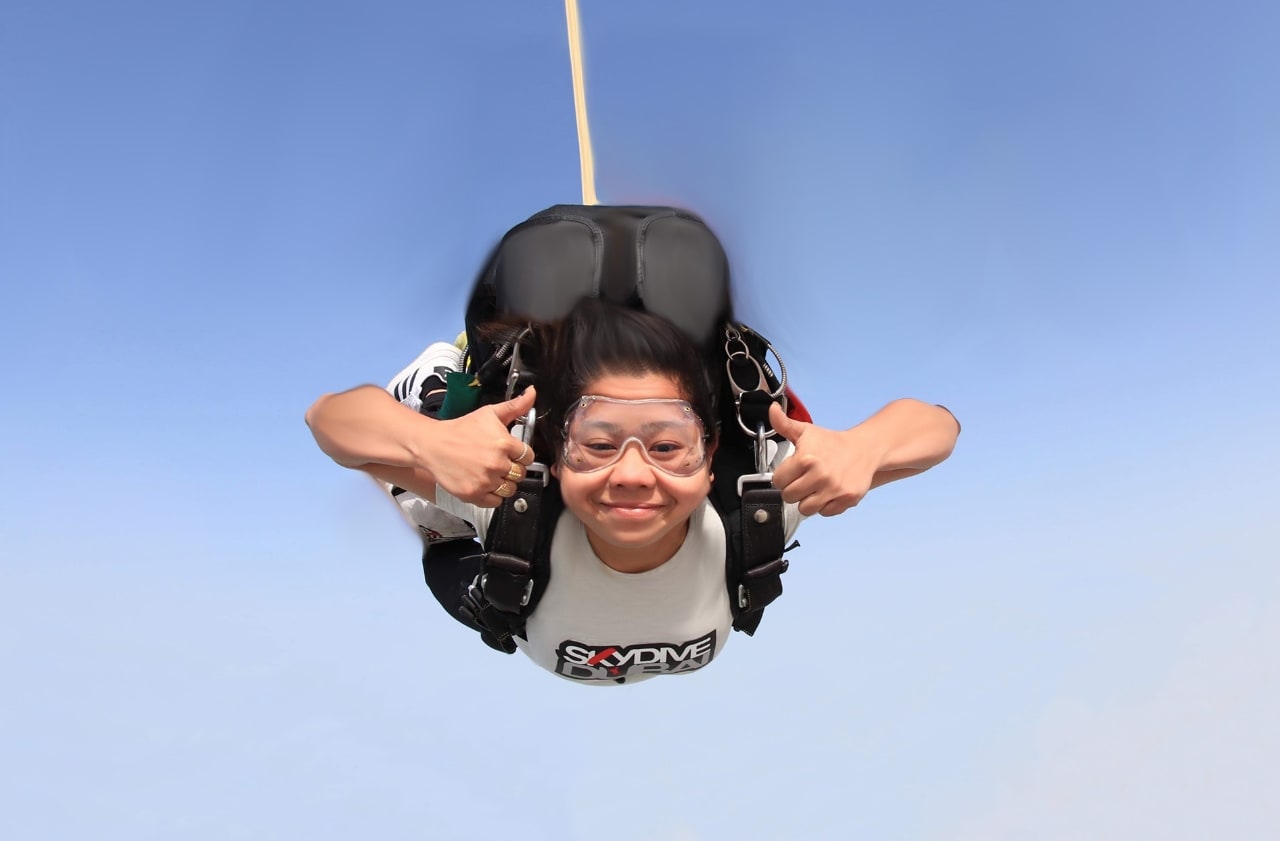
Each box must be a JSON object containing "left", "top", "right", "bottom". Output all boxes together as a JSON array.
[
  {"left": 458, "top": 568, "right": 521, "bottom": 654},
  {"left": 455, "top": 475, "right": 547, "bottom": 653},
  {"left": 480, "top": 477, "right": 545, "bottom": 612},
  {"left": 719, "top": 322, "right": 794, "bottom": 635},
  {"left": 732, "top": 481, "right": 788, "bottom": 634},
  {"left": 454, "top": 470, "right": 563, "bottom": 655}
]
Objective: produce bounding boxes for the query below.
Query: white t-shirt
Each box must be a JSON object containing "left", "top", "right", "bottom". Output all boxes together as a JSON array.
[{"left": 425, "top": 489, "right": 803, "bottom": 686}]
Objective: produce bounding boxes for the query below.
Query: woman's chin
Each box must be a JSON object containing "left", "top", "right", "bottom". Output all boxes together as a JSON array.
[{"left": 585, "top": 517, "right": 688, "bottom": 572}]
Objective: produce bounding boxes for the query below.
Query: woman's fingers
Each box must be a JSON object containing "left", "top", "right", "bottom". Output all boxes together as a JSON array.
[
  {"left": 774, "top": 457, "right": 866, "bottom": 517},
  {"left": 426, "top": 401, "right": 543, "bottom": 507}
]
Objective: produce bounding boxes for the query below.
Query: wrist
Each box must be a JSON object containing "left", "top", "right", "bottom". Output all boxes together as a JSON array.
[{"left": 844, "top": 423, "right": 891, "bottom": 472}]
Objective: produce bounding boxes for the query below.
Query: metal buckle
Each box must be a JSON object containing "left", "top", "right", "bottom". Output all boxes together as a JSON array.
[
  {"left": 737, "top": 472, "right": 774, "bottom": 497},
  {"left": 504, "top": 326, "right": 534, "bottom": 400},
  {"left": 723, "top": 325, "right": 786, "bottom": 398},
  {"left": 724, "top": 324, "right": 788, "bottom": 436},
  {"left": 511, "top": 406, "right": 549, "bottom": 487},
  {"left": 524, "top": 461, "right": 550, "bottom": 488},
  {"left": 737, "top": 424, "right": 774, "bottom": 496},
  {"left": 480, "top": 572, "right": 536, "bottom": 608}
]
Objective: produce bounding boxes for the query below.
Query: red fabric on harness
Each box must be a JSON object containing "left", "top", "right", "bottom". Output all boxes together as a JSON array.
[{"left": 784, "top": 387, "right": 812, "bottom": 424}]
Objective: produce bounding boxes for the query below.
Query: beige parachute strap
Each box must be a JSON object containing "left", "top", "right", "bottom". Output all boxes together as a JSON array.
[{"left": 564, "top": 0, "right": 598, "bottom": 205}]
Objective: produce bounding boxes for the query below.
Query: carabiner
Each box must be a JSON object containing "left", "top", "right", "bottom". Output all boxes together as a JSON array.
[
  {"left": 723, "top": 324, "right": 786, "bottom": 401},
  {"left": 723, "top": 323, "right": 789, "bottom": 437},
  {"left": 504, "top": 326, "right": 534, "bottom": 400}
]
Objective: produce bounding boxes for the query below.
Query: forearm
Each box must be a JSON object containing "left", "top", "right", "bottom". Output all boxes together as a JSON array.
[
  {"left": 852, "top": 399, "right": 959, "bottom": 481},
  {"left": 769, "top": 398, "right": 958, "bottom": 515},
  {"left": 305, "top": 385, "right": 437, "bottom": 475},
  {"left": 361, "top": 463, "right": 440, "bottom": 501}
]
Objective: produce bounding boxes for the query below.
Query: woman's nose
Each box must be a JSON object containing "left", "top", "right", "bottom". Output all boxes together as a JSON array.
[{"left": 609, "top": 441, "right": 656, "bottom": 484}]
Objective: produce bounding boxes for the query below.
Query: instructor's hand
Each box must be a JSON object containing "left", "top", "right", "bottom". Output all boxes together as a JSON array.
[
  {"left": 424, "top": 388, "right": 538, "bottom": 507},
  {"left": 768, "top": 402, "right": 879, "bottom": 517}
]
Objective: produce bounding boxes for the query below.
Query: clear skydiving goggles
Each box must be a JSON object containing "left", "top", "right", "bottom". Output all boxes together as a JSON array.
[{"left": 561, "top": 396, "right": 710, "bottom": 477}]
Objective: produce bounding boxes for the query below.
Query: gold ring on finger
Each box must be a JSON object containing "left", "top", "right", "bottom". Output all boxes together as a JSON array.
[
  {"left": 494, "top": 480, "right": 516, "bottom": 499},
  {"left": 505, "top": 462, "right": 524, "bottom": 482}
]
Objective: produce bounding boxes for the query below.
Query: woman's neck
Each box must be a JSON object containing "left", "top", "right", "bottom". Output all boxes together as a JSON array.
[{"left": 586, "top": 520, "right": 690, "bottom": 573}]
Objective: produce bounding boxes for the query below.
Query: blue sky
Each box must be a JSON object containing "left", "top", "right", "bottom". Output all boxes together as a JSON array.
[{"left": 3, "top": 1, "right": 1277, "bottom": 839}]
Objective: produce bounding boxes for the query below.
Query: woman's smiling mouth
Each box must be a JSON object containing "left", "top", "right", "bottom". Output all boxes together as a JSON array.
[{"left": 599, "top": 501, "right": 664, "bottom": 518}]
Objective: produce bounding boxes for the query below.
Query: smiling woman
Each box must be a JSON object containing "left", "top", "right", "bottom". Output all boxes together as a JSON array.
[
  {"left": 539, "top": 332, "right": 721, "bottom": 576},
  {"left": 306, "top": 297, "right": 960, "bottom": 685}
]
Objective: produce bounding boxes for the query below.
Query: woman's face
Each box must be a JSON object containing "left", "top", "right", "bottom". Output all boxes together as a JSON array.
[{"left": 551, "top": 371, "right": 714, "bottom": 573}]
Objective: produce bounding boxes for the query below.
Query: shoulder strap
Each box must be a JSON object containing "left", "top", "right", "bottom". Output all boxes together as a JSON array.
[
  {"left": 730, "top": 481, "right": 789, "bottom": 634},
  {"left": 711, "top": 321, "right": 796, "bottom": 634},
  {"left": 451, "top": 334, "right": 564, "bottom": 653},
  {"left": 457, "top": 473, "right": 564, "bottom": 654},
  {"left": 712, "top": 472, "right": 791, "bottom": 636}
]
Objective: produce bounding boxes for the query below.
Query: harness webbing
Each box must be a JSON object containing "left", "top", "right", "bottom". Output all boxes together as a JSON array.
[
  {"left": 470, "top": 474, "right": 555, "bottom": 653},
  {"left": 732, "top": 482, "right": 789, "bottom": 634}
]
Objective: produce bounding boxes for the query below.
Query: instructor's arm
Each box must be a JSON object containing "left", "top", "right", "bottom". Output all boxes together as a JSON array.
[
  {"left": 306, "top": 386, "right": 536, "bottom": 506},
  {"left": 769, "top": 399, "right": 960, "bottom": 517}
]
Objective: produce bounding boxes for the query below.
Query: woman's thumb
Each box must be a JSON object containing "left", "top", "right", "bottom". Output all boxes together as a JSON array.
[
  {"left": 495, "top": 386, "right": 537, "bottom": 425},
  {"left": 769, "top": 401, "right": 806, "bottom": 443}
]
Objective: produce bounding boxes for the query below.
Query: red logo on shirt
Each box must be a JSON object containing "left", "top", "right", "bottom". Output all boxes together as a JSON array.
[{"left": 555, "top": 632, "right": 717, "bottom": 682}]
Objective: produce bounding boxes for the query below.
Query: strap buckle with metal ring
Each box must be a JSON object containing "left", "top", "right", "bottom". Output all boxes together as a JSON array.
[{"left": 723, "top": 324, "right": 788, "bottom": 436}]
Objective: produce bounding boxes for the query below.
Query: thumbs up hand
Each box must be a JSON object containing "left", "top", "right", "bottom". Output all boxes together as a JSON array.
[
  {"left": 422, "top": 387, "right": 539, "bottom": 507},
  {"left": 768, "top": 402, "right": 879, "bottom": 517}
]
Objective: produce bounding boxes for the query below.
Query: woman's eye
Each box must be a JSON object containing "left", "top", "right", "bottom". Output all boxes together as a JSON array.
[
  {"left": 584, "top": 442, "right": 617, "bottom": 453},
  {"left": 650, "top": 442, "right": 683, "bottom": 455}
]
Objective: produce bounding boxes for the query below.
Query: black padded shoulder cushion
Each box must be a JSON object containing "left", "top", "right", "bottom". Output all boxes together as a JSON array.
[{"left": 465, "top": 205, "right": 732, "bottom": 365}]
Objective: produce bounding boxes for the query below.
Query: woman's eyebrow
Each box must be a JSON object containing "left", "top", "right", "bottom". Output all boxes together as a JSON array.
[
  {"left": 578, "top": 419, "right": 687, "bottom": 435},
  {"left": 579, "top": 420, "right": 623, "bottom": 435},
  {"left": 638, "top": 420, "right": 685, "bottom": 435}
]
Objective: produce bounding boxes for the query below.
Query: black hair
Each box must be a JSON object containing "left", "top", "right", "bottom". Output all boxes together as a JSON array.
[{"left": 519, "top": 298, "right": 722, "bottom": 463}]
